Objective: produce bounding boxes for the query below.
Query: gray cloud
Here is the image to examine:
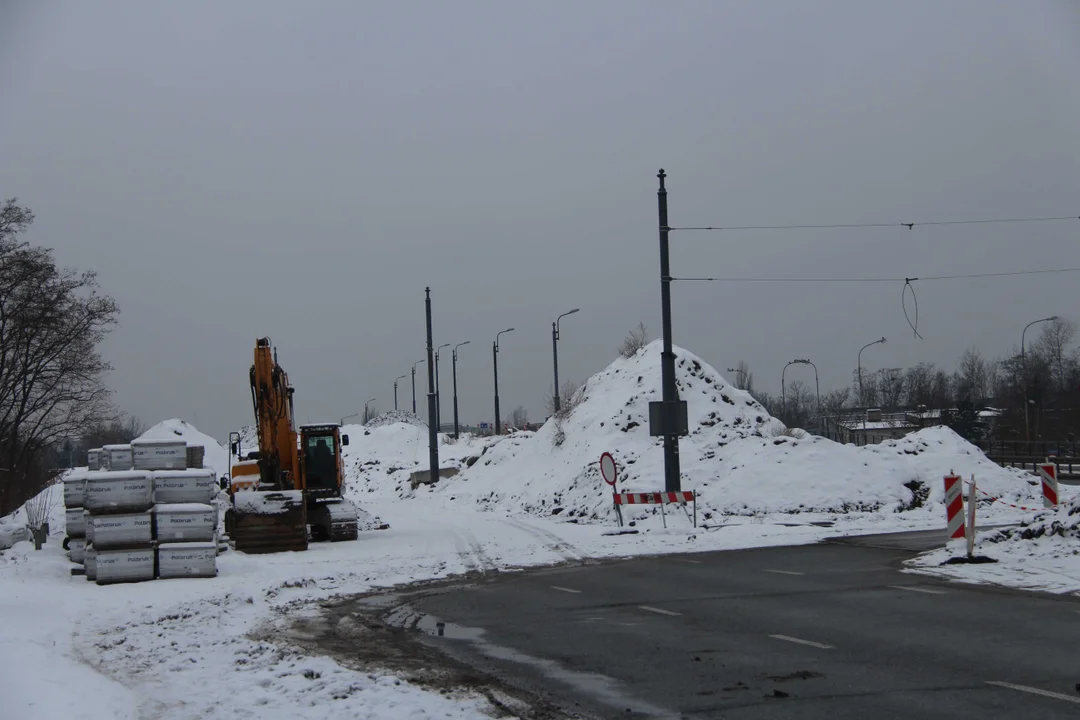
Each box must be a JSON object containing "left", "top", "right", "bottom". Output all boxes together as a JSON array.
[{"left": 1, "top": 0, "right": 1078, "bottom": 439}]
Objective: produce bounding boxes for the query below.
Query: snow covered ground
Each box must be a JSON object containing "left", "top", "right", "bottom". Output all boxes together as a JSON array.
[
  {"left": 2, "top": 344, "right": 1074, "bottom": 718},
  {"left": 908, "top": 493, "right": 1080, "bottom": 595}
]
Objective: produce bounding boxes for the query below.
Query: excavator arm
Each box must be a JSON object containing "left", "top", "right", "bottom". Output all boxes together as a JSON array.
[{"left": 249, "top": 337, "right": 300, "bottom": 490}]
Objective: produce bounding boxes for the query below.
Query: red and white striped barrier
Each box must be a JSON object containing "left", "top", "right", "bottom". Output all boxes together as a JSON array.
[
  {"left": 613, "top": 490, "right": 696, "bottom": 528},
  {"left": 943, "top": 473, "right": 966, "bottom": 540},
  {"left": 614, "top": 491, "right": 695, "bottom": 505},
  {"left": 1039, "top": 462, "right": 1058, "bottom": 508}
]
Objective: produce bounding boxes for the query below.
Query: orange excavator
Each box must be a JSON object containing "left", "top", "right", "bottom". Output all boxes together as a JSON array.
[{"left": 223, "top": 337, "right": 360, "bottom": 553}]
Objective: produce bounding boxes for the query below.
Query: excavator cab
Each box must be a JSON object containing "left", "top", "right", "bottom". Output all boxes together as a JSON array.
[{"left": 299, "top": 425, "right": 346, "bottom": 499}]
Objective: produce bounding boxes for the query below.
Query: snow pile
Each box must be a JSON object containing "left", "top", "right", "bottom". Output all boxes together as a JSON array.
[
  {"left": 136, "top": 418, "right": 230, "bottom": 478},
  {"left": 994, "top": 494, "right": 1080, "bottom": 541},
  {"left": 340, "top": 422, "right": 498, "bottom": 500},
  {"left": 364, "top": 410, "right": 426, "bottom": 429},
  {"left": 423, "top": 341, "right": 1036, "bottom": 526}
]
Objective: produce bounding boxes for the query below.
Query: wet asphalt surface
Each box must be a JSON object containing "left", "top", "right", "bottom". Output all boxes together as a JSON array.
[{"left": 402, "top": 528, "right": 1080, "bottom": 719}]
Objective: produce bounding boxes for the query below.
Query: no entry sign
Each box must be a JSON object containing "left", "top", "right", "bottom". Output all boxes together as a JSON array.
[{"left": 600, "top": 452, "right": 618, "bottom": 486}]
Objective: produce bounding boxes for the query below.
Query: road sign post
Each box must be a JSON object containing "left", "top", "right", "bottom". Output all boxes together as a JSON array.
[{"left": 600, "top": 452, "right": 621, "bottom": 525}]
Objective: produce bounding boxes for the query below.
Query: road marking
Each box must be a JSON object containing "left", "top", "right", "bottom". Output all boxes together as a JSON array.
[
  {"left": 674, "top": 558, "right": 702, "bottom": 564},
  {"left": 889, "top": 585, "right": 947, "bottom": 595},
  {"left": 551, "top": 585, "right": 582, "bottom": 594},
  {"left": 763, "top": 569, "right": 804, "bottom": 576},
  {"left": 986, "top": 681, "right": 1080, "bottom": 704},
  {"left": 638, "top": 605, "right": 682, "bottom": 617},
  {"left": 768, "top": 634, "right": 834, "bottom": 650}
]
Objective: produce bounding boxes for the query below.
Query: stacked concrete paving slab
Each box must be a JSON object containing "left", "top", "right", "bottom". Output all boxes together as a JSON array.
[{"left": 63, "top": 441, "right": 221, "bottom": 584}]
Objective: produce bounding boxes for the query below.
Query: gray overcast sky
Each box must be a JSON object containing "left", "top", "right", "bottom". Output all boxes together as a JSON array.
[{"left": 2, "top": 0, "right": 1078, "bottom": 440}]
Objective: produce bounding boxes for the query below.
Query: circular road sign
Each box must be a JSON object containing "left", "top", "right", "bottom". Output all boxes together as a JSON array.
[{"left": 600, "top": 452, "right": 618, "bottom": 486}]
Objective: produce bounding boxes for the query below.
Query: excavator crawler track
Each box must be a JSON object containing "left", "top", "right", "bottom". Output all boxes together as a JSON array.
[{"left": 310, "top": 499, "right": 359, "bottom": 542}]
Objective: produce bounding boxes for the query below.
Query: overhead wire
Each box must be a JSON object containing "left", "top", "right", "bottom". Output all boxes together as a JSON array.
[
  {"left": 669, "top": 266, "right": 1080, "bottom": 283},
  {"left": 667, "top": 215, "right": 1079, "bottom": 232}
]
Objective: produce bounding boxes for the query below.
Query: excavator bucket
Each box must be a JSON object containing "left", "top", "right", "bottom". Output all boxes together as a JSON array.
[{"left": 228, "top": 491, "right": 308, "bottom": 554}]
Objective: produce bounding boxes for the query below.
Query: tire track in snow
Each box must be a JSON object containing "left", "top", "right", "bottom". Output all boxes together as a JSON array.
[
  {"left": 500, "top": 517, "right": 586, "bottom": 565},
  {"left": 451, "top": 529, "right": 497, "bottom": 573}
]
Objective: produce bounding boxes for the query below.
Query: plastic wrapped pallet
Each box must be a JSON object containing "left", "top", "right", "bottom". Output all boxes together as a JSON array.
[
  {"left": 63, "top": 471, "right": 88, "bottom": 509},
  {"left": 131, "top": 439, "right": 187, "bottom": 471},
  {"left": 88, "top": 512, "right": 153, "bottom": 549},
  {"left": 185, "top": 445, "right": 205, "bottom": 469},
  {"left": 83, "top": 471, "right": 154, "bottom": 513},
  {"left": 68, "top": 538, "right": 86, "bottom": 564},
  {"left": 157, "top": 542, "right": 217, "bottom": 579},
  {"left": 85, "top": 544, "right": 97, "bottom": 581},
  {"left": 87, "top": 449, "right": 102, "bottom": 471},
  {"left": 154, "top": 503, "right": 216, "bottom": 543},
  {"left": 95, "top": 547, "right": 155, "bottom": 585},
  {"left": 153, "top": 470, "right": 216, "bottom": 504},
  {"left": 65, "top": 508, "right": 86, "bottom": 538},
  {"left": 102, "top": 444, "right": 133, "bottom": 471}
]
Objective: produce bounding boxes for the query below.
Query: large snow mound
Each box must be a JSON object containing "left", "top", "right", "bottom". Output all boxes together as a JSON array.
[
  {"left": 365, "top": 410, "right": 426, "bottom": 429},
  {"left": 416, "top": 341, "right": 1037, "bottom": 526},
  {"left": 137, "top": 419, "right": 230, "bottom": 478}
]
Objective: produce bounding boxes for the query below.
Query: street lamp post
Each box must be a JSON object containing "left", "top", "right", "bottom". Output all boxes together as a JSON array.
[
  {"left": 858, "top": 337, "right": 887, "bottom": 438},
  {"left": 726, "top": 367, "right": 746, "bottom": 389},
  {"left": 340, "top": 412, "right": 359, "bottom": 426},
  {"left": 363, "top": 397, "right": 375, "bottom": 423},
  {"left": 493, "top": 328, "right": 514, "bottom": 435},
  {"left": 394, "top": 375, "right": 407, "bottom": 411},
  {"left": 1022, "top": 316, "right": 1058, "bottom": 442},
  {"left": 435, "top": 343, "right": 450, "bottom": 431},
  {"left": 452, "top": 341, "right": 471, "bottom": 439},
  {"left": 552, "top": 308, "right": 580, "bottom": 414},
  {"left": 411, "top": 359, "right": 425, "bottom": 415}
]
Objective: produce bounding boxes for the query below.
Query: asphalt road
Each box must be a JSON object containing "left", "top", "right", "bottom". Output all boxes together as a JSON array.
[{"left": 407, "top": 529, "right": 1080, "bottom": 719}]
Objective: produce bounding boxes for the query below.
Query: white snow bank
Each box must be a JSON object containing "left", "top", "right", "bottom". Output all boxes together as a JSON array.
[{"left": 136, "top": 418, "right": 229, "bottom": 478}]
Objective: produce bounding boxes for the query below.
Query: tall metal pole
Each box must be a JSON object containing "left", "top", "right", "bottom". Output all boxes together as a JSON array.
[
  {"left": 551, "top": 322, "right": 559, "bottom": 414},
  {"left": 494, "top": 328, "right": 514, "bottom": 435},
  {"left": 858, "top": 337, "right": 886, "bottom": 438},
  {"left": 552, "top": 308, "right": 580, "bottom": 415},
  {"left": 412, "top": 359, "right": 424, "bottom": 415},
  {"left": 435, "top": 343, "right": 450, "bottom": 432},
  {"left": 425, "top": 288, "right": 439, "bottom": 480},
  {"left": 1022, "top": 316, "right": 1057, "bottom": 442},
  {"left": 394, "top": 374, "right": 407, "bottom": 411},
  {"left": 657, "top": 169, "right": 681, "bottom": 493},
  {"left": 453, "top": 341, "right": 470, "bottom": 439}
]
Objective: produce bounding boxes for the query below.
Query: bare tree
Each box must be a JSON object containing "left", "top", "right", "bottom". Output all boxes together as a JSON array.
[
  {"left": 877, "top": 368, "right": 906, "bottom": 410},
  {"left": 618, "top": 321, "right": 649, "bottom": 359},
  {"left": 76, "top": 415, "right": 145, "bottom": 460},
  {"left": 953, "top": 348, "right": 990, "bottom": 404},
  {"left": 821, "top": 387, "right": 851, "bottom": 436},
  {"left": 509, "top": 405, "right": 529, "bottom": 428},
  {"left": 731, "top": 360, "right": 754, "bottom": 392},
  {"left": 0, "top": 199, "right": 119, "bottom": 516},
  {"left": 545, "top": 379, "right": 584, "bottom": 419},
  {"left": 1035, "top": 317, "right": 1077, "bottom": 394},
  {"left": 904, "top": 362, "right": 936, "bottom": 407},
  {"left": 783, "top": 380, "right": 815, "bottom": 429},
  {"left": 853, "top": 368, "right": 879, "bottom": 407}
]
